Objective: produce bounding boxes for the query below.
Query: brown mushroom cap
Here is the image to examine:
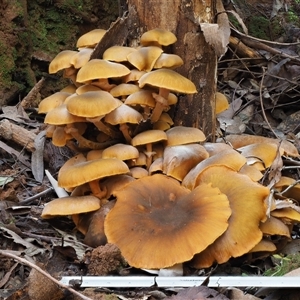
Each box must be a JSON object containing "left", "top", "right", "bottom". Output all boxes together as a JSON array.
[
  {"left": 249, "top": 239, "right": 277, "bottom": 253},
  {"left": 58, "top": 158, "right": 130, "bottom": 189},
  {"left": 218, "top": 134, "right": 299, "bottom": 157},
  {"left": 76, "top": 59, "right": 131, "bottom": 83},
  {"left": 105, "top": 174, "right": 231, "bottom": 269},
  {"left": 191, "top": 165, "right": 269, "bottom": 268},
  {"left": 38, "top": 92, "right": 72, "bottom": 114},
  {"left": 182, "top": 149, "right": 247, "bottom": 190},
  {"left": 140, "top": 28, "right": 177, "bottom": 47},
  {"left": 41, "top": 195, "right": 100, "bottom": 219},
  {"left": 259, "top": 216, "right": 291, "bottom": 237},
  {"left": 138, "top": 69, "right": 197, "bottom": 94},
  {"left": 101, "top": 143, "right": 139, "bottom": 161},
  {"left": 153, "top": 53, "right": 184, "bottom": 69},
  {"left": 49, "top": 50, "right": 78, "bottom": 74},
  {"left": 132, "top": 129, "right": 168, "bottom": 147},
  {"left": 44, "top": 104, "right": 85, "bottom": 125},
  {"left": 162, "top": 144, "right": 209, "bottom": 181},
  {"left": 127, "top": 46, "right": 163, "bottom": 72},
  {"left": 110, "top": 83, "right": 141, "bottom": 98},
  {"left": 103, "top": 45, "right": 137, "bottom": 62},
  {"left": 70, "top": 47, "right": 93, "bottom": 69},
  {"left": 66, "top": 91, "right": 122, "bottom": 118},
  {"left": 76, "top": 28, "right": 106, "bottom": 48},
  {"left": 166, "top": 126, "right": 206, "bottom": 146},
  {"left": 215, "top": 92, "right": 229, "bottom": 114}
]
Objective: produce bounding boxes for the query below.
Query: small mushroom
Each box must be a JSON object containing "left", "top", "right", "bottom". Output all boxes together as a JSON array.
[
  {"left": 215, "top": 92, "right": 229, "bottom": 114},
  {"left": 166, "top": 126, "right": 206, "bottom": 146},
  {"left": 259, "top": 216, "right": 291, "bottom": 238},
  {"left": 138, "top": 69, "right": 197, "bottom": 123},
  {"left": 104, "top": 174, "right": 231, "bottom": 269},
  {"left": 58, "top": 156, "right": 130, "bottom": 200},
  {"left": 105, "top": 104, "right": 143, "bottom": 143},
  {"left": 66, "top": 90, "right": 122, "bottom": 138},
  {"left": 131, "top": 129, "right": 168, "bottom": 169},
  {"left": 76, "top": 59, "right": 131, "bottom": 91},
  {"left": 38, "top": 92, "right": 72, "bottom": 114},
  {"left": 140, "top": 28, "right": 177, "bottom": 47},
  {"left": 41, "top": 195, "right": 100, "bottom": 219},
  {"left": 76, "top": 28, "right": 106, "bottom": 48},
  {"left": 101, "top": 143, "right": 139, "bottom": 162},
  {"left": 49, "top": 50, "right": 78, "bottom": 74},
  {"left": 127, "top": 46, "right": 163, "bottom": 72},
  {"left": 162, "top": 144, "right": 209, "bottom": 181},
  {"left": 103, "top": 45, "right": 137, "bottom": 62}
]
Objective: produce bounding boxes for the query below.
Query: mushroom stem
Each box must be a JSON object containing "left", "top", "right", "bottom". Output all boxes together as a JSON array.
[
  {"left": 87, "top": 117, "right": 121, "bottom": 139},
  {"left": 65, "top": 125, "right": 118, "bottom": 150},
  {"left": 150, "top": 89, "right": 169, "bottom": 123},
  {"left": 144, "top": 143, "right": 155, "bottom": 169},
  {"left": 89, "top": 179, "right": 107, "bottom": 202},
  {"left": 119, "top": 123, "right": 133, "bottom": 143}
]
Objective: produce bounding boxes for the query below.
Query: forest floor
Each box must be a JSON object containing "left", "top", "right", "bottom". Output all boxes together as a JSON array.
[{"left": 1, "top": 1, "right": 300, "bottom": 300}]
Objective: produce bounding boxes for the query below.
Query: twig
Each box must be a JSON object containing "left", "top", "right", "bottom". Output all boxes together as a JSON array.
[
  {"left": 259, "top": 68, "right": 280, "bottom": 139},
  {"left": 19, "top": 187, "right": 53, "bottom": 204},
  {"left": 0, "top": 250, "right": 92, "bottom": 300},
  {"left": 20, "top": 77, "right": 45, "bottom": 109}
]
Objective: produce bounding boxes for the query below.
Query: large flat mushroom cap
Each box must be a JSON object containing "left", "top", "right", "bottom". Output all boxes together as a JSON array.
[
  {"left": 58, "top": 158, "right": 130, "bottom": 189},
  {"left": 49, "top": 50, "right": 78, "bottom": 74},
  {"left": 191, "top": 165, "right": 269, "bottom": 268},
  {"left": 138, "top": 69, "right": 197, "bottom": 94},
  {"left": 105, "top": 174, "right": 231, "bottom": 269}
]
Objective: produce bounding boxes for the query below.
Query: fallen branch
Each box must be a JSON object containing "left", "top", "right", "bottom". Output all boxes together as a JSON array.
[{"left": 0, "top": 250, "right": 93, "bottom": 300}]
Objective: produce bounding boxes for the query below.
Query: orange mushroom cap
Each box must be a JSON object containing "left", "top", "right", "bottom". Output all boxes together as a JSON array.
[
  {"left": 105, "top": 174, "right": 231, "bottom": 269},
  {"left": 191, "top": 166, "right": 269, "bottom": 268}
]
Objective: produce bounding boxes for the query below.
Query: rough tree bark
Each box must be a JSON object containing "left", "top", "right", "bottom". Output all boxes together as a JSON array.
[{"left": 126, "top": 0, "right": 218, "bottom": 140}]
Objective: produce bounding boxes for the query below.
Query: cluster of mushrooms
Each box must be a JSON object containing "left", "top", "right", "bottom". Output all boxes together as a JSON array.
[{"left": 39, "top": 28, "right": 300, "bottom": 270}]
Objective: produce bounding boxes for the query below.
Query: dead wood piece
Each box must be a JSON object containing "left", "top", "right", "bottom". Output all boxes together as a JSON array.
[
  {"left": 20, "top": 77, "right": 45, "bottom": 109},
  {"left": 229, "top": 36, "right": 261, "bottom": 59},
  {"left": 0, "top": 119, "right": 36, "bottom": 152}
]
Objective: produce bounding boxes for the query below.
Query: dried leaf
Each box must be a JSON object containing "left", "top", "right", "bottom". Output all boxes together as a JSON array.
[
  {"left": 0, "top": 176, "right": 14, "bottom": 187},
  {"left": 199, "top": 0, "right": 230, "bottom": 57}
]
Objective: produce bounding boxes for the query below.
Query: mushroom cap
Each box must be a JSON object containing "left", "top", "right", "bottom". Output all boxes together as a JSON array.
[
  {"left": 127, "top": 46, "right": 163, "bottom": 72},
  {"left": 191, "top": 165, "right": 269, "bottom": 268},
  {"left": 104, "top": 104, "right": 143, "bottom": 125},
  {"left": 166, "top": 126, "right": 206, "bottom": 146},
  {"left": 238, "top": 164, "right": 263, "bottom": 182},
  {"left": 249, "top": 239, "right": 277, "bottom": 253},
  {"left": 124, "top": 90, "right": 156, "bottom": 108},
  {"left": 103, "top": 45, "right": 137, "bottom": 62},
  {"left": 60, "top": 84, "right": 77, "bottom": 93},
  {"left": 203, "top": 142, "right": 233, "bottom": 156},
  {"left": 215, "top": 92, "right": 229, "bottom": 114},
  {"left": 110, "top": 83, "right": 141, "bottom": 98},
  {"left": 76, "top": 28, "right": 106, "bottom": 48},
  {"left": 70, "top": 47, "right": 93, "bottom": 69},
  {"left": 218, "top": 134, "right": 299, "bottom": 157},
  {"left": 76, "top": 59, "right": 131, "bottom": 83},
  {"left": 41, "top": 195, "right": 100, "bottom": 219},
  {"left": 162, "top": 144, "right": 209, "bottom": 181},
  {"left": 237, "top": 143, "right": 283, "bottom": 170},
  {"left": 51, "top": 126, "right": 71, "bottom": 147},
  {"left": 129, "top": 166, "right": 149, "bottom": 179},
  {"left": 105, "top": 174, "right": 231, "bottom": 269},
  {"left": 140, "top": 28, "right": 177, "bottom": 47},
  {"left": 58, "top": 158, "right": 130, "bottom": 189},
  {"left": 101, "top": 143, "right": 139, "bottom": 161},
  {"left": 259, "top": 216, "right": 291, "bottom": 237},
  {"left": 153, "top": 53, "right": 184, "bottom": 69},
  {"left": 44, "top": 104, "right": 85, "bottom": 125},
  {"left": 49, "top": 50, "right": 78, "bottom": 74},
  {"left": 38, "top": 92, "right": 72, "bottom": 114},
  {"left": 75, "top": 84, "right": 101, "bottom": 95},
  {"left": 131, "top": 129, "right": 168, "bottom": 147},
  {"left": 271, "top": 208, "right": 300, "bottom": 222},
  {"left": 182, "top": 149, "right": 247, "bottom": 190},
  {"left": 138, "top": 69, "right": 197, "bottom": 94},
  {"left": 122, "top": 69, "right": 146, "bottom": 83},
  {"left": 66, "top": 91, "right": 122, "bottom": 118}
]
